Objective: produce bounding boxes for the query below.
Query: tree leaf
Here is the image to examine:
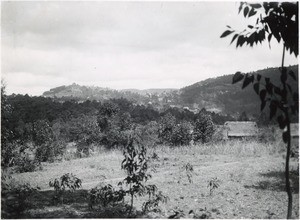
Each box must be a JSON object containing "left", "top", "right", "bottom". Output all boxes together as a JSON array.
[
  {"left": 260, "top": 89, "right": 267, "bottom": 101},
  {"left": 269, "top": 101, "right": 277, "bottom": 120},
  {"left": 257, "top": 74, "right": 261, "bottom": 81},
  {"left": 288, "top": 70, "right": 297, "bottom": 80},
  {"left": 265, "top": 25, "right": 269, "bottom": 33},
  {"left": 220, "top": 30, "right": 234, "bottom": 38},
  {"left": 266, "top": 82, "right": 273, "bottom": 95},
  {"left": 253, "top": 83, "right": 260, "bottom": 95},
  {"left": 250, "top": 3, "right": 262, "bottom": 8},
  {"left": 230, "top": 34, "right": 239, "bottom": 45},
  {"left": 238, "top": 3, "right": 243, "bottom": 14},
  {"left": 236, "top": 35, "right": 245, "bottom": 47},
  {"left": 268, "top": 33, "right": 272, "bottom": 42},
  {"left": 277, "top": 115, "right": 286, "bottom": 129},
  {"left": 282, "top": 131, "right": 290, "bottom": 143},
  {"left": 248, "top": 8, "right": 257, "bottom": 17},
  {"left": 243, "top": 6, "right": 249, "bottom": 17},
  {"left": 232, "top": 72, "right": 244, "bottom": 84},
  {"left": 242, "top": 74, "right": 254, "bottom": 89}
]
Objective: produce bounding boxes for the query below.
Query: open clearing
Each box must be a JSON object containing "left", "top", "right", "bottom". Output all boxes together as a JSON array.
[{"left": 7, "top": 141, "right": 300, "bottom": 218}]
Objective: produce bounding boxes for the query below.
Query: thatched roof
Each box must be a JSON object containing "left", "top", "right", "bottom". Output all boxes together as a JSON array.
[{"left": 224, "top": 121, "right": 258, "bottom": 137}]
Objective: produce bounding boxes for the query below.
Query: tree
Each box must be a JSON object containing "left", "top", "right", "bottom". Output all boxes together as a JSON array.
[
  {"left": 221, "top": 2, "right": 298, "bottom": 218},
  {"left": 158, "top": 113, "right": 176, "bottom": 145},
  {"left": 193, "top": 112, "right": 215, "bottom": 144},
  {"left": 170, "top": 121, "right": 193, "bottom": 146},
  {"left": 1, "top": 80, "right": 14, "bottom": 167},
  {"left": 97, "top": 101, "right": 134, "bottom": 149}
]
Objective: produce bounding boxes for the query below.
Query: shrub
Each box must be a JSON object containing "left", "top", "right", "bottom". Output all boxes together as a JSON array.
[
  {"left": 14, "top": 155, "right": 40, "bottom": 173},
  {"left": 89, "top": 183, "right": 126, "bottom": 209},
  {"left": 158, "top": 113, "right": 176, "bottom": 144},
  {"left": 49, "top": 173, "right": 82, "bottom": 204},
  {"left": 1, "top": 142, "right": 19, "bottom": 168},
  {"left": 183, "top": 163, "right": 194, "bottom": 183},
  {"left": 142, "top": 189, "right": 169, "bottom": 213},
  {"left": 193, "top": 113, "right": 215, "bottom": 143},
  {"left": 207, "top": 177, "right": 221, "bottom": 196},
  {"left": 135, "top": 122, "right": 160, "bottom": 148},
  {"left": 170, "top": 121, "right": 193, "bottom": 146},
  {"left": 121, "top": 133, "right": 151, "bottom": 214},
  {"left": 2, "top": 171, "right": 39, "bottom": 218}
]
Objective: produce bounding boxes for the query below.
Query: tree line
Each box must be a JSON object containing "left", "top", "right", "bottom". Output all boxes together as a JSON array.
[{"left": 1, "top": 89, "right": 237, "bottom": 170}]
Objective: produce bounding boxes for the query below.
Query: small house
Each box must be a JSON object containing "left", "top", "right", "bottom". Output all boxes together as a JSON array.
[{"left": 223, "top": 121, "right": 258, "bottom": 139}]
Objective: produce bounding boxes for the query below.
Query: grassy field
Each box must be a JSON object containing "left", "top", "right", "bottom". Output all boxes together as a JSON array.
[{"left": 3, "top": 140, "right": 299, "bottom": 218}]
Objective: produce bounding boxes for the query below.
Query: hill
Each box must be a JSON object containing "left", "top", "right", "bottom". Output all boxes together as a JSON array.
[
  {"left": 43, "top": 83, "right": 178, "bottom": 104},
  {"left": 178, "top": 65, "right": 298, "bottom": 116},
  {"left": 42, "top": 65, "right": 298, "bottom": 117}
]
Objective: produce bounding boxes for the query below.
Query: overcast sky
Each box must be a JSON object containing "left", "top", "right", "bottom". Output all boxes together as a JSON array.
[{"left": 2, "top": 1, "right": 298, "bottom": 96}]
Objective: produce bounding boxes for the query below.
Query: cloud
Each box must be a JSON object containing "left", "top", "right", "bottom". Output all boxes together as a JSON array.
[{"left": 1, "top": 1, "right": 298, "bottom": 96}]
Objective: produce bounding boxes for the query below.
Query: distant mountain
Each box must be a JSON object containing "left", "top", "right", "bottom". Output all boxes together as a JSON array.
[
  {"left": 42, "top": 83, "right": 174, "bottom": 104},
  {"left": 43, "top": 83, "right": 119, "bottom": 100},
  {"left": 42, "top": 65, "right": 298, "bottom": 118},
  {"left": 178, "top": 65, "right": 298, "bottom": 116}
]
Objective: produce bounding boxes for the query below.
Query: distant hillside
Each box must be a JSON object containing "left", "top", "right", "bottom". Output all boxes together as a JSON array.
[
  {"left": 42, "top": 83, "right": 173, "bottom": 104},
  {"left": 43, "top": 83, "right": 113, "bottom": 100},
  {"left": 179, "top": 65, "right": 298, "bottom": 116},
  {"left": 42, "top": 65, "right": 298, "bottom": 118}
]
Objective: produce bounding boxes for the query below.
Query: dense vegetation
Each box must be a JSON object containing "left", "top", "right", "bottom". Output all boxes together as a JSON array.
[
  {"left": 2, "top": 90, "right": 230, "bottom": 171},
  {"left": 2, "top": 66, "right": 298, "bottom": 172}
]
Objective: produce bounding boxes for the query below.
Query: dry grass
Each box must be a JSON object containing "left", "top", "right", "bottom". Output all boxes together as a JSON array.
[
  {"left": 7, "top": 139, "right": 299, "bottom": 219},
  {"left": 12, "top": 148, "right": 124, "bottom": 190},
  {"left": 151, "top": 139, "right": 285, "bottom": 159}
]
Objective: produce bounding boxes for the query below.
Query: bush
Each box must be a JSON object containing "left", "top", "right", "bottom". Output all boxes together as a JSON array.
[
  {"left": 193, "top": 113, "right": 215, "bottom": 143},
  {"left": 158, "top": 113, "right": 176, "bottom": 144},
  {"left": 170, "top": 121, "right": 193, "bottom": 146},
  {"left": 89, "top": 183, "right": 126, "bottom": 209},
  {"left": 49, "top": 173, "right": 82, "bottom": 204},
  {"left": 15, "top": 156, "right": 40, "bottom": 173},
  {"left": 135, "top": 122, "right": 160, "bottom": 148},
  {"left": 2, "top": 171, "right": 39, "bottom": 218},
  {"left": 1, "top": 142, "right": 19, "bottom": 168}
]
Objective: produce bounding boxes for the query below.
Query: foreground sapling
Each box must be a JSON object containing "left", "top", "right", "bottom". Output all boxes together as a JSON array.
[{"left": 49, "top": 173, "right": 82, "bottom": 204}]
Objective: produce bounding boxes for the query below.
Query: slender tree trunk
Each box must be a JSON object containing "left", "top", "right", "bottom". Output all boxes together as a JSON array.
[
  {"left": 129, "top": 193, "right": 134, "bottom": 216},
  {"left": 128, "top": 183, "right": 133, "bottom": 216},
  {"left": 285, "top": 111, "right": 292, "bottom": 219},
  {"left": 282, "top": 44, "right": 293, "bottom": 219}
]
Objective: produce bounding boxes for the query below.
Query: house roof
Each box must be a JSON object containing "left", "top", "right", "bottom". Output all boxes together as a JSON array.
[{"left": 224, "top": 121, "right": 258, "bottom": 137}]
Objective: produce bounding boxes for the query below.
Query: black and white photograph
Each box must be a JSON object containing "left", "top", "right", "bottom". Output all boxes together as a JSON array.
[{"left": 1, "top": 1, "right": 299, "bottom": 218}]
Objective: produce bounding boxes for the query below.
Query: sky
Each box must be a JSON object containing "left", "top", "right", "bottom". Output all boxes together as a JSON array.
[{"left": 1, "top": 1, "right": 298, "bottom": 96}]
